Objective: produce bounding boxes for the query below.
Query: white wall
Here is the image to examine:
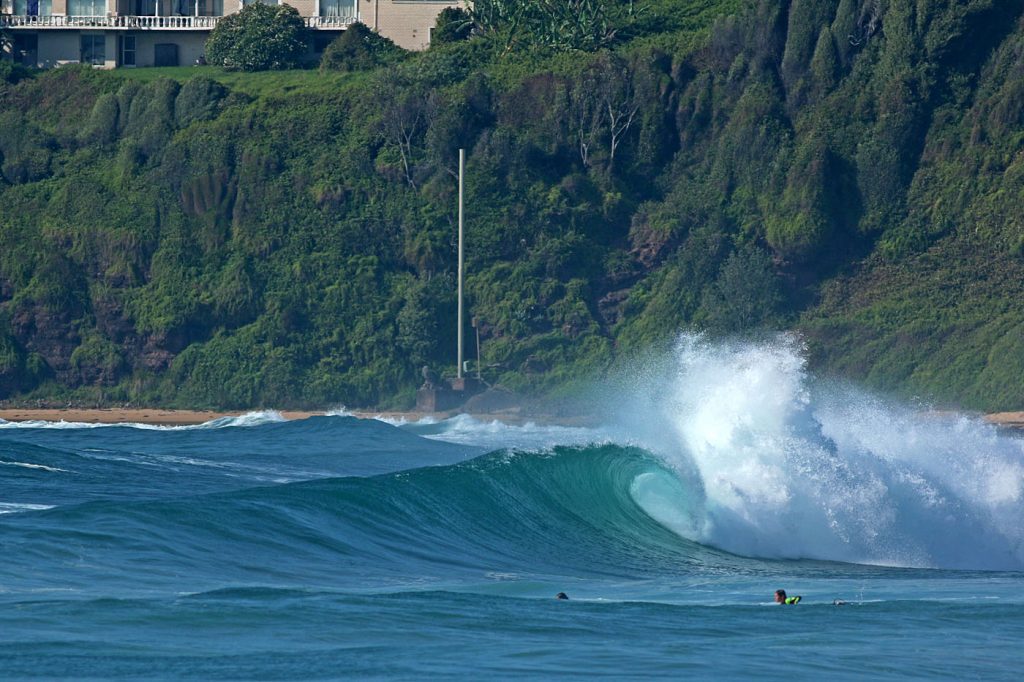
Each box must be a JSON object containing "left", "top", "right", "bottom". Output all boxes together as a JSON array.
[
  {"left": 130, "top": 31, "right": 207, "bottom": 66},
  {"left": 367, "top": 0, "right": 459, "bottom": 50}
]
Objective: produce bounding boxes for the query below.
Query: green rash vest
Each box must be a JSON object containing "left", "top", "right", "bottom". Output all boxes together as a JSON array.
[{"left": 784, "top": 596, "right": 801, "bottom": 605}]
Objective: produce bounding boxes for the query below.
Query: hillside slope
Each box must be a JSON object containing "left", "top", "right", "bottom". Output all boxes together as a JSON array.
[{"left": 1, "top": 0, "right": 1023, "bottom": 410}]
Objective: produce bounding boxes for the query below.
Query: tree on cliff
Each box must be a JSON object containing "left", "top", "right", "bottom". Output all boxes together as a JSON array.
[{"left": 205, "top": 4, "right": 307, "bottom": 71}]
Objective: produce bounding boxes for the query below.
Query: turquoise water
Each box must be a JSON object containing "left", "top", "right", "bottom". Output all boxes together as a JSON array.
[{"left": 2, "top": 339, "right": 1024, "bottom": 679}]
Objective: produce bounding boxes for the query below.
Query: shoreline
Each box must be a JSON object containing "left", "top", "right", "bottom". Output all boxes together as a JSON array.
[
  {"left": 0, "top": 407, "right": 1022, "bottom": 429},
  {"left": 0, "top": 408, "right": 431, "bottom": 426}
]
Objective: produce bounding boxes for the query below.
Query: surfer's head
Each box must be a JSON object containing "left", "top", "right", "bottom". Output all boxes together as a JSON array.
[
  {"left": 555, "top": 592, "right": 569, "bottom": 600},
  {"left": 774, "top": 590, "right": 787, "bottom": 603}
]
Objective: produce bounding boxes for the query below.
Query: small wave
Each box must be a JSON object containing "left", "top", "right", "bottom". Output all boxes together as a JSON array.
[
  {"left": 190, "top": 410, "right": 288, "bottom": 429},
  {"left": 0, "top": 410, "right": 289, "bottom": 431},
  {"left": 0, "top": 502, "right": 55, "bottom": 514},
  {"left": 0, "top": 460, "right": 68, "bottom": 473},
  {"left": 0, "top": 419, "right": 117, "bottom": 430}
]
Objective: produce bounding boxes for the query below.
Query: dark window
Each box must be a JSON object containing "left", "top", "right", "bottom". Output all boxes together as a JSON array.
[
  {"left": 13, "top": 34, "right": 38, "bottom": 67},
  {"left": 312, "top": 32, "right": 336, "bottom": 53},
  {"left": 120, "top": 35, "right": 136, "bottom": 67},
  {"left": 80, "top": 34, "right": 105, "bottom": 66},
  {"left": 154, "top": 43, "right": 179, "bottom": 67}
]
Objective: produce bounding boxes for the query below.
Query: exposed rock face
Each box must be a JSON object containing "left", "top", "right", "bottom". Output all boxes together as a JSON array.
[
  {"left": 93, "top": 295, "right": 135, "bottom": 345},
  {"left": 598, "top": 289, "right": 631, "bottom": 327},
  {"left": 628, "top": 212, "right": 680, "bottom": 271},
  {"left": 10, "top": 307, "right": 79, "bottom": 384},
  {"left": 140, "top": 330, "right": 189, "bottom": 373}
]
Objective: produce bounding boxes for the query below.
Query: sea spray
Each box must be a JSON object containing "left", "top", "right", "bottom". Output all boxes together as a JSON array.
[{"left": 617, "top": 333, "right": 1024, "bottom": 569}]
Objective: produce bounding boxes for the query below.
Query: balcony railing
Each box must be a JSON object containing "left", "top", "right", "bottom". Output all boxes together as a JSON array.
[
  {"left": 305, "top": 14, "right": 355, "bottom": 28},
  {"left": 0, "top": 13, "right": 356, "bottom": 29}
]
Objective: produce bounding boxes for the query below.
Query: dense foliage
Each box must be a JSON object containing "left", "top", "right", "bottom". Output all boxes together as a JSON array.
[
  {"left": 2, "top": 0, "right": 1024, "bottom": 411},
  {"left": 469, "top": 0, "right": 644, "bottom": 51},
  {"left": 431, "top": 8, "right": 473, "bottom": 46},
  {"left": 319, "top": 23, "right": 407, "bottom": 73},
  {"left": 205, "top": 4, "right": 307, "bottom": 71}
]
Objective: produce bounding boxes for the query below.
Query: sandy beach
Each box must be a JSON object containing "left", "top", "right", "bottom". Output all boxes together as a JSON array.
[
  {"left": 0, "top": 407, "right": 1021, "bottom": 428},
  {"left": 984, "top": 412, "right": 1024, "bottom": 429}
]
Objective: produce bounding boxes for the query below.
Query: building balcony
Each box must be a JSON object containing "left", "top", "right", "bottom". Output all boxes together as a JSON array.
[{"left": 0, "top": 12, "right": 356, "bottom": 30}]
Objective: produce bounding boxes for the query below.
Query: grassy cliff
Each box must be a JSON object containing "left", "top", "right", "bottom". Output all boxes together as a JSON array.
[{"left": 1, "top": 0, "right": 1023, "bottom": 411}]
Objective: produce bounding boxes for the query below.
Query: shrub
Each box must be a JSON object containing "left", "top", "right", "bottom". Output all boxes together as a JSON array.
[
  {"left": 174, "top": 76, "right": 228, "bottom": 128},
  {"left": 319, "top": 22, "right": 406, "bottom": 73},
  {"left": 84, "top": 93, "right": 120, "bottom": 145},
  {"left": 0, "top": 59, "right": 32, "bottom": 85},
  {"left": 205, "top": 4, "right": 307, "bottom": 71},
  {"left": 432, "top": 7, "right": 473, "bottom": 46}
]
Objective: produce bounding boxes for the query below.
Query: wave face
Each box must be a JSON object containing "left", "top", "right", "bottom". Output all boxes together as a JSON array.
[
  {"left": 610, "top": 334, "right": 1024, "bottom": 570},
  {"left": 1, "top": 444, "right": 732, "bottom": 597}
]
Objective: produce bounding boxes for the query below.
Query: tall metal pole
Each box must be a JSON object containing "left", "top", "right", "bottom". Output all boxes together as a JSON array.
[{"left": 457, "top": 148, "right": 465, "bottom": 380}]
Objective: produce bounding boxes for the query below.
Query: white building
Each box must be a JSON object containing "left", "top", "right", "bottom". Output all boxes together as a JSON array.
[{"left": 0, "top": 0, "right": 458, "bottom": 68}]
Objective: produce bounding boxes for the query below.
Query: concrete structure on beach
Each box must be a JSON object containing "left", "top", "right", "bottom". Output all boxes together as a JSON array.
[{"left": 1, "top": 0, "right": 457, "bottom": 68}]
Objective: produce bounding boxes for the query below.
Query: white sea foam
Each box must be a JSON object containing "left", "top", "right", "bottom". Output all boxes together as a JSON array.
[
  {"left": 0, "top": 410, "right": 288, "bottom": 431},
  {"left": 620, "top": 333, "right": 1024, "bottom": 570},
  {"left": 0, "top": 502, "right": 55, "bottom": 514},
  {"left": 410, "top": 413, "right": 604, "bottom": 452},
  {"left": 0, "top": 460, "right": 68, "bottom": 473},
  {"left": 0, "top": 419, "right": 118, "bottom": 430},
  {"left": 191, "top": 410, "right": 288, "bottom": 429}
]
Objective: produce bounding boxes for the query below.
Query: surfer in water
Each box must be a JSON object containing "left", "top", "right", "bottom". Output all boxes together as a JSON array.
[
  {"left": 774, "top": 589, "right": 801, "bottom": 605},
  {"left": 556, "top": 592, "right": 569, "bottom": 600}
]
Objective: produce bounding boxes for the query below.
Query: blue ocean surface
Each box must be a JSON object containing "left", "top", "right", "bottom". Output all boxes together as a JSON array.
[{"left": 2, "top": 339, "right": 1024, "bottom": 680}]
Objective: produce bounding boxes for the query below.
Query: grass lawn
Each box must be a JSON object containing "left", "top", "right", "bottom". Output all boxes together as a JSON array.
[{"left": 109, "top": 65, "right": 355, "bottom": 98}]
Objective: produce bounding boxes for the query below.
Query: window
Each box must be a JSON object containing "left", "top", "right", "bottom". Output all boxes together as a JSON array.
[
  {"left": 169, "top": 0, "right": 194, "bottom": 15},
  {"left": 13, "top": 34, "right": 38, "bottom": 66},
  {"left": 120, "top": 35, "right": 136, "bottom": 66},
  {"left": 194, "top": 0, "right": 224, "bottom": 16},
  {"left": 241, "top": 0, "right": 278, "bottom": 6},
  {"left": 319, "top": 0, "right": 354, "bottom": 18},
  {"left": 13, "top": 0, "right": 53, "bottom": 15},
  {"left": 312, "top": 32, "right": 334, "bottom": 52},
  {"left": 80, "top": 34, "right": 106, "bottom": 65},
  {"left": 131, "top": 0, "right": 157, "bottom": 14},
  {"left": 154, "top": 42, "right": 178, "bottom": 66},
  {"left": 68, "top": 0, "right": 106, "bottom": 15}
]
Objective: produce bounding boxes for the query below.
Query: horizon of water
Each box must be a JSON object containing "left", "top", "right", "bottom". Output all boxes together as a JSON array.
[{"left": 1, "top": 334, "right": 1023, "bottom": 679}]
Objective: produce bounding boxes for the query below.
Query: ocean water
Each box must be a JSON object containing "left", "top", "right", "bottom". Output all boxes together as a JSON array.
[{"left": 2, "top": 336, "right": 1024, "bottom": 679}]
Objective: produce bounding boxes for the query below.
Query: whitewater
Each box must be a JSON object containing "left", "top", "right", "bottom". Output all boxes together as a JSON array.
[{"left": 1, "top": 336, "right": 1022, "bottom": 679}]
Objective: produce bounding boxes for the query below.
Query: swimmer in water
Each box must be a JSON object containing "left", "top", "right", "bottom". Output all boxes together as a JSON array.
[{"left": 774, "top": 589, "right": 801, "bottom": 605}]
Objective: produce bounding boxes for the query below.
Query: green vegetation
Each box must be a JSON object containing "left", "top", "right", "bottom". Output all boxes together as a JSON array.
[
  {"left": 319, "top": 23, "right": 407, "bottom": 73},
  {"left": 205, "top": 3, "right": 308, "bottom": 71},
  {"left": 431, "top": 8, "right": 473, "bottom": 46},
  {"left": 1, "top": 0, "right": 1024, "bottom": 411}
]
